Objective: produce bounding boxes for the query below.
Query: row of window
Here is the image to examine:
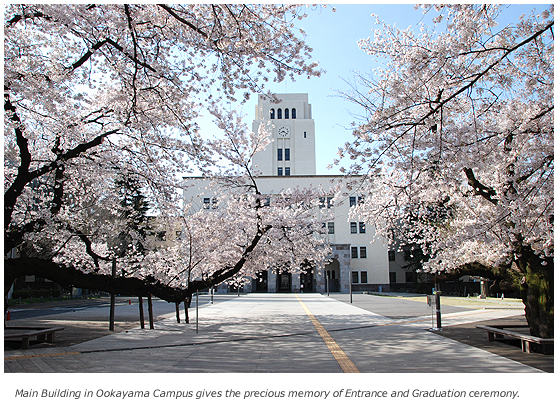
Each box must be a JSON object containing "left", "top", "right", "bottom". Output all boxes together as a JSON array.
[
  {"left": 318, "top": 195, "right": 365, "bottom": 209},
  {"left": 351, "top": 246, "right": 367, "bottom": 259},
  {"left": 277, "top": 167, "right": 290, "bottom": 176},
  {"left": 350, "top": 222, "right": 366, "bottom": 234},
  {"left": 319, "top": 197, "right": 334, "bottom": 209},
  {"left": 270, "top": 108, "right": 296, "bottom": 119},
  {"left": 349, "top": 196, "right": 364, "bottom": 207},
  {"left": 352, "top": 271, "right": 368, "bottom": 284},
  {"left": 388, "top": 249, "right": 418, "bottom": 261},
  {"left": 324, "top": 221, "right": 366, "bottom": 234},
  {"left": 389, "top": 271, "right": 418, "bottom": 283},
  {"left": 203, "top": 197, "right": 218, "bottom": 209},
  {"left": 277, "top": 148, "right": 290, "bottom": 161}
]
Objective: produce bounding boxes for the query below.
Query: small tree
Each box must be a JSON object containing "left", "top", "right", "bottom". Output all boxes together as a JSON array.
[{"left": 338, "top": 5, "right": 553, "bottom": 337}]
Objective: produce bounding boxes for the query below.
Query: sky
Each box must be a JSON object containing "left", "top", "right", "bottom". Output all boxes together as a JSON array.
[{"left": 198, "top": 3, "right": 549, "bottom": 175}]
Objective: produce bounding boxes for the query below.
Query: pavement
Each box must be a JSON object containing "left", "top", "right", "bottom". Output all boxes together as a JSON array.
[{"left": 4, "top": 292, "right": 553, "bottom": 373}]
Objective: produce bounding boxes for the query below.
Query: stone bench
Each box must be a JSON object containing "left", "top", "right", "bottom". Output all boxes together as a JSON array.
[
  {"left": 476, "top": 325, "right": 553, "bottom": 354},
  {"left": 4, "top": 326, "right": 65, "bottom": 349}
]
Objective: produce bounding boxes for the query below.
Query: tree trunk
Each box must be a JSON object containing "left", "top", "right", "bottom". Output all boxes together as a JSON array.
[{"left": 518, "top": 249, "right": 554, "bottom": 339}]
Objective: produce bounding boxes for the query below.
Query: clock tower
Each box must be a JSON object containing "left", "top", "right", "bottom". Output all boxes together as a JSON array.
[{"left": 251, "top": 93, "right": 316, "bottom": 176}]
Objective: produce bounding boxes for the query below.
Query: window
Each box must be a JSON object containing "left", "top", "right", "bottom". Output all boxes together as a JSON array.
[
  {"left": 204, "top": 197, "right": 218, "bottom": 209},
  {"left": 285, "top": 167, "right": 290, "bottom": 176},
  {"left": 360, "top": 247, "right": 367, "bottom": 259},
  {"left": 327, "top": 196, "right": 334, "bottom": 208},
  {"left": 285, "top": 148, "right": 290, "bottom": 161},
  {"left": 292, "top": 108, "right": 296, "bottom": 119},
  {"left": 360, "top": 271, "right": 368, "bottom": 283},
  {"left": 277, "top": 108, "right": 282, "bottom": 119},
  {"left": 389, "top": 272, "right": 397, "bottom": 283},
  {"left": 405, "top": 271, "right": 417, "bottom": 283},
  {"left": 350, "top": 222, "right": 357, "bottom": 234},
  {"left": 304, "top": 131, "right": 307, "bottom": 138},
  {"left": 350, "top": 196, "right": 364, "bottom": 207},
  {"left": 327, "top": 222, "right": 335, "bottom": 234},
  {"left": 270, "top": 109, "right": 275, "bottom": 119},
  {"left": 285, "top": 108, "right": 289, "bottom": 119},
  {"left": 278, "top": 167, "right": 283, "bottom": 176},
  {"left": 351, "top": 247, "right": 358, "bottom": 259},
  {"left": 352, "top": 271, "right": 359, "bottom": 284},
  {"left": 278, "top": 148, "right": 283, "bottom": 161},
  {"left": 388, "top": 250, "right": 396, "bottom": 261},
  {"left": 319, "top": 197, "right": 326, "bottom": 208},
  {"left": 359, "top": 222, "right": 366, "bottom": 234}
]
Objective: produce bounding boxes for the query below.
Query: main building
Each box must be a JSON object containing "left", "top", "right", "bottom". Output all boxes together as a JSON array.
[{"left": 183, "top": 93, "right": 390, "bottom": 293}]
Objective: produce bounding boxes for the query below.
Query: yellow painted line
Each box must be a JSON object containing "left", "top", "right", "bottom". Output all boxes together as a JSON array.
[
  {"left": 295, "top": 294, "right": 360, "bottom": 373},
  {"left": 5, "top": 351, "right": 80, "bottom": 361}
]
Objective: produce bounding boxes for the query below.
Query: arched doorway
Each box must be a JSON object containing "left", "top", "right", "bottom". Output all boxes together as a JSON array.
[{"left": 324, "top": 259, "right": 340, "bottom": 292}]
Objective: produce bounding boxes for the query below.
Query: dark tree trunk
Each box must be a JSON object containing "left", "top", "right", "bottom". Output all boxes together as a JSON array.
[{"left": 518, "top": 249, "right": 554, "bottom": 339}]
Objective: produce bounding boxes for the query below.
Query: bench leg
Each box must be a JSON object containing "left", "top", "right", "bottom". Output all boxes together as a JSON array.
[
  {"left": 521, "top": 340, "right": 532, "bottom": 353},
  {"left": 487, "top": 332, "right": 495, "bottom": 342},
  {"left": 46, "top": 332, "right": 55, "bottom": 343},
  {"left": 22, "top": 337, "right": 30, "bottom": 349}
]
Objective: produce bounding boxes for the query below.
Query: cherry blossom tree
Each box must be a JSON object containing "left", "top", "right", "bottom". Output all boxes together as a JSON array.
[
  {"left": 337, "top": 5, "right": 553, "bottom": 337},
  {"left": 4, "top": 4, "right": 325, "bottom": 303},
  {"left": 137, "top": 109, "right": 333, "bottom": 296}
]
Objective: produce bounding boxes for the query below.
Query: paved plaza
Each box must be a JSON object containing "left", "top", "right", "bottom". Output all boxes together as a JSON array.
[{"left": 4, "top": 293, "right": 549, "bottom": 373}]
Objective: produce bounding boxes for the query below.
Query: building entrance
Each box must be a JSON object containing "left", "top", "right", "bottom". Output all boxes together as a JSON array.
[
  {"left": 300, "top": 264, "right": 314, "bottom": 292},
  {"left": 277, "top": 271, "right": 292, "bottom": 292},
  {"left": 325, "top": 259, "right": 340, "bottom": 293},
  {"left": 255, "top": 271, "right": 268, "bottom": 292}
]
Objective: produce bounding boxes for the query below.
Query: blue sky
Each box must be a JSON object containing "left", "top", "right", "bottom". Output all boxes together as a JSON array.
[{"left": 200, "top": 3, "right": 549, "bottom": 175}]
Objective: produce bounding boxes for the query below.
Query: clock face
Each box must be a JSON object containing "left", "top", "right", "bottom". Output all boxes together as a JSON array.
[{"left": 278, "top": 126, "right": 289, "bottom": 137}]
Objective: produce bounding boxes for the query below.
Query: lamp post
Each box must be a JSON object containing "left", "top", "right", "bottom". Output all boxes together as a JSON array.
[{"left": 109, "top": 257, "right": 116, "bottom": 331}]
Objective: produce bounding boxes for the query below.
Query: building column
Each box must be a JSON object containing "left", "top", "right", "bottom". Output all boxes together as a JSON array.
[
  {"left": 267, "top": 269, "right": 277, "bottom": 293},
  {"left": 333, "top": 244, "right": 351, "bottom": 293},
  {"left": 292, "top": 272, "right": 301, "bottom": 293}
]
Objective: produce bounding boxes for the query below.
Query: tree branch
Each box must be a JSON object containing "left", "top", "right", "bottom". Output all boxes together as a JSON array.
[{"left": 463, "top": 167, "right": 498, "bottom": 204}]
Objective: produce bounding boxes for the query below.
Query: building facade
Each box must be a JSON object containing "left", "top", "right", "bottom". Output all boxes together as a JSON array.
[{"left": 183, "top": 93, "right": 390, "bottom": 293}]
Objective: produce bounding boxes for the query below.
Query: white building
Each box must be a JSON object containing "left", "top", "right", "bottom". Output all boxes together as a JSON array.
[{"left": 183, "top": 93, "right": 390, "bottom": 293}]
